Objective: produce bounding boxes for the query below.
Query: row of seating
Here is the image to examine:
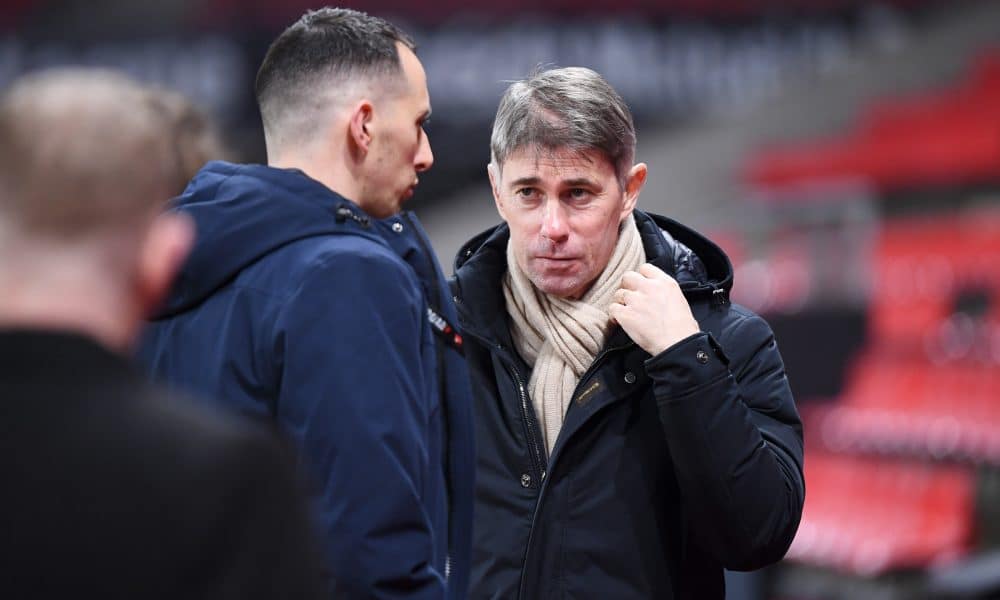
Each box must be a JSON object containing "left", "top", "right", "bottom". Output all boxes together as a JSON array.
[
  {"left": 871, "top": 214, "right": 1000, "bottom": 350},
  {"left": 790, "top": 270, "right": 995, "bottom": 573},
  {"left": 785, "top": 213, "right": 998, "bottom": 572},
  {"left": 805, "top": 357, "right": 1000, "bottom": 463},
  {"left": 745, "top": 51, "right": 1000, "bottom": 191},
  {"left": 761, "top": 50, "right": 1000, "bottom": 579},
  {"left": 786, "top": 452, "right": 974, "bottom": 576}
]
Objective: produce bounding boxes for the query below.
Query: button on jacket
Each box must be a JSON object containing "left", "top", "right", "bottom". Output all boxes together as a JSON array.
[
  {"left": 138, "top": 161, "right": 475, "bottom": 600},
  {"left": 451, "top": 210, "right": 804, "bottom": 600}
]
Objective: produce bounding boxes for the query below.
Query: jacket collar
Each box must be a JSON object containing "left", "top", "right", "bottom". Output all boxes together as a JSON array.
[
  {"left": 451, "top": 209, "right": 733, "bottom": 345},
  {"left": 375, "top": 211, "right": 448, "bottom": 309},
  {"left": 157, "top": 161, "right": 385, "bottom": 318}
]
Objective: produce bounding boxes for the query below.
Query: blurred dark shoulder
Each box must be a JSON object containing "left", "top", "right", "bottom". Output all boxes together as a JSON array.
[{"left": 0, "top": 329, "right": 326, "bottom": 600}]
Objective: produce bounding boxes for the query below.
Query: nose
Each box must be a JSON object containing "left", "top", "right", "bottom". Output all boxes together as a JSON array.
[
  {"left": 415, "top": 128, "right": 433, "bottom": 173},
  {"left": 539, "top": 198, "right": 569, "bottom": 242}
]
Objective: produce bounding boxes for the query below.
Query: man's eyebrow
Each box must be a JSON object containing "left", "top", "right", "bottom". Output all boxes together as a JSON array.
[
  {"left": 562, "top": 177, "right": 599, "bottom": 188},
  {"left": 509, "top": 176, "right": 541, "bottom": 188}
]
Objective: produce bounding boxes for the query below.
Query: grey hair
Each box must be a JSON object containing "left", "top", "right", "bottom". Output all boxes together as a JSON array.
[{"left": 489, "top": 66, "right": 636, "bottom": 188}]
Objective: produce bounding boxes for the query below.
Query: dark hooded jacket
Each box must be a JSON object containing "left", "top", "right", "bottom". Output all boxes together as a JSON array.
[
  {"left": 138, "top": 161, "right": 475, "bottom": 600},
  {"left": 450, "top": 210, "right": 804, "bottom": 599}
]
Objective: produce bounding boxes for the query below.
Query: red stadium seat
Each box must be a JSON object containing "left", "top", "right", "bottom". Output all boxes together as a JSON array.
[
  {"left": 745, "top": 49, "right": 1000, "bottom": 193},
  {"left": 786, "top": 451, "right": 974, "bottom": 575}
]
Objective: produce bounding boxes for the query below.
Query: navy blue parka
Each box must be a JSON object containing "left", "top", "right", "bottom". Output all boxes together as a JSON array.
[
  {"left": 451, "top": 210, "right": 804, "bottom": 599},
  {"left": 138, "top": 161, "right": 475, "bottom": 600}
]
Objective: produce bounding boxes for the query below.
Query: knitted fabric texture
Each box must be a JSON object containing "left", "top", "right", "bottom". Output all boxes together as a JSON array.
[{"left": 503, "top": 214, "right": 644, "bottom": 455}]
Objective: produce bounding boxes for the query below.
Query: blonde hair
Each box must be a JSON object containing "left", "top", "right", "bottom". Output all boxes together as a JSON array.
[
  {"left": 154, "top": 90, "right": 230, "bottom": 195},
  {"left": 0, "top": 68, "right": 179, "bottom": 237}
]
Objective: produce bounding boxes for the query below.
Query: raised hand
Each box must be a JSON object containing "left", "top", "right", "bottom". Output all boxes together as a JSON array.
[{"left": 609, "top": 263, "right": 700, "bottom": 356}]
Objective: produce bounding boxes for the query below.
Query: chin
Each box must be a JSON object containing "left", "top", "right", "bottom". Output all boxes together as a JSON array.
[{"left": 532, "top": 275, "right": 587, "bottom": 300}]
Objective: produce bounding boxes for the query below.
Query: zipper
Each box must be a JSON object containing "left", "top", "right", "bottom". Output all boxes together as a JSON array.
[
  {"left": 334, "top": 204, "right": 371, "bottom": 227},
  {"left": 711, "top": 285, "right": 728, "bottom": 307},
  {"left": 516, "top": 338, "right": 634, "bottom": 599},
  {"left": 460, "top": 329, "right": 546, "bottom": 485},
  {"left": 400, "top": 212, "right": 456, "bottom": 585},
  {"left": 509, "top": 359, "right": 546, "bottom": 484},
  {"left": 463, "top": 321, "right": 638, "bottom": 599}
]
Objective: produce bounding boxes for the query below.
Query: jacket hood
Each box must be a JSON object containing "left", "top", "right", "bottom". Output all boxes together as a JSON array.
[
  {"left": 451, "top": 209, "right": 734, "bottom": 338},
  {"left": 154, "top": 161, "right": 383, "bottom": 317}
]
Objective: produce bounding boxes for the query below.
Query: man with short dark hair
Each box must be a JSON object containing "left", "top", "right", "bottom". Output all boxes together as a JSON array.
[
  {"left": 452, "top": 66, "right": 804, "bottom": 599},
  {"left": 0, "top": 67, "right": 324, "bottom": 600},
  {"left": 139, "top": 8, "right": 475, "bottom": 599}
]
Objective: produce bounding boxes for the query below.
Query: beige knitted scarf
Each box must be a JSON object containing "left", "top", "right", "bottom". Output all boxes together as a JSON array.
[{"left": 503, "top": 214, "right": 645, "bottom": 455}]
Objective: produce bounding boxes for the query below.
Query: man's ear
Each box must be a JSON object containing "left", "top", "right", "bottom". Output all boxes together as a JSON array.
[
  {"left": 488, "top": 163, "right": 507, "bottom": 221},
  {"left": 621, "top": 162, "right": 647, "bottom": 221},
  {"left": 348, "top": 99, "right": 375, "bottom": 154},
  {"left": 136, "top": 212, "right": 194, "bottom": 318}
]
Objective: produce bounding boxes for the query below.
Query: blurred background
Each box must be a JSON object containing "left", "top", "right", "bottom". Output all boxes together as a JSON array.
[{"left": 4, "top": 1, "right": 998, "bottom": 598}]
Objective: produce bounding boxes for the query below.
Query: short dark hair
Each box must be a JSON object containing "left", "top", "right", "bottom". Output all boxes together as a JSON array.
[{"left": 255, "top": 8, "right": 415, "bottom": 141}]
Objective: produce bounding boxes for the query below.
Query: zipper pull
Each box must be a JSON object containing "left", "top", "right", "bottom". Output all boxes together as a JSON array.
[
  {"left": 711, "top": 286, "right": 728, "bottom": 307},
  {"left": 334, "top": 205, "right": 371, "bottom": 228}
]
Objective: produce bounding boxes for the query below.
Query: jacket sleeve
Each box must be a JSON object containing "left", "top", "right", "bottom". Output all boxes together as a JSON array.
[
  {"left": 272, "top": 249, "right": 445, "bottom": 599},
  {"left": 646, "top": 308, "right": 804, "bottom": 570}
]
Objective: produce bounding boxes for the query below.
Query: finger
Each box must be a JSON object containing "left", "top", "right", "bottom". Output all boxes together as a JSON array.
[
  {"left": 638, "top": 263, "right": 669, "bottom": 280},
  {"left": 613, "top": 288, "right": 628, "bottom": 306},
  {"left": 620, "top": 270, "right": 644, "bottom": 290},
  {"left": 608, "top": 302, "right": 622, "bottom": 324}
]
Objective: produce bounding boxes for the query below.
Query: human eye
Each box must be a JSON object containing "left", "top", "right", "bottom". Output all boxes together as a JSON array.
[
  {"left": 515, "top": 187, "right": 540, "bottom": 202},
  {"left": 565, "top": 187, "right": 593, "bottom": 203}
]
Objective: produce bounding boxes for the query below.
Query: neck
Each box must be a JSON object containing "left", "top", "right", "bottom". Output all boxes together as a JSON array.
[
  {"left": 0, "top": 254, "right": 137, "bottom": 353},
  {"left": 269, "top": 147, "right": 363, "bottom": 206}
]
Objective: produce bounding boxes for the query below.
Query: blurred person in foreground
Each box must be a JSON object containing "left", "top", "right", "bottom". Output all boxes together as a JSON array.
[
  {"left": 156, "top": 88, "right": 232, "bottom": 195},
  {"left": 0, "top": 68, "right": 324, "bottom": 599},
  {"left": 451, "top": 67, "right": 805, "bottom": 599},
  {"left": 138, "top": 8, "right": 475, "bottom": 599}
]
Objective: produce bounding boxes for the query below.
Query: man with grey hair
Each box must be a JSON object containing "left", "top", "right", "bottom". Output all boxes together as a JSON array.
[
  {"left": 451, "top": 66, "right": 804, "bottom": 599},
  {"left": 0, "top": 68, "right": 324, "bottom": 599},
  {"left": 138, "top": 8, "right": 475, "bottom": 600}
]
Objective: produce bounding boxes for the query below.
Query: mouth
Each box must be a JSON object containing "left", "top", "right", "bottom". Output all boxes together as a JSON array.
[
  {"left": 403, "top": 179, "right": 419, "bottom": 200},
  {"left": 534, "top": 256, "right": 579, "bottom": 265}
]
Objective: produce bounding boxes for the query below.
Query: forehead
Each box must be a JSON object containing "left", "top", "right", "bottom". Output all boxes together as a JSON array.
[
  {"left": 500, "top": 146, "right": 614, "bottom": 183},
  {"left": 396, "top": 43, "right": 429, "bottom": 104}
]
